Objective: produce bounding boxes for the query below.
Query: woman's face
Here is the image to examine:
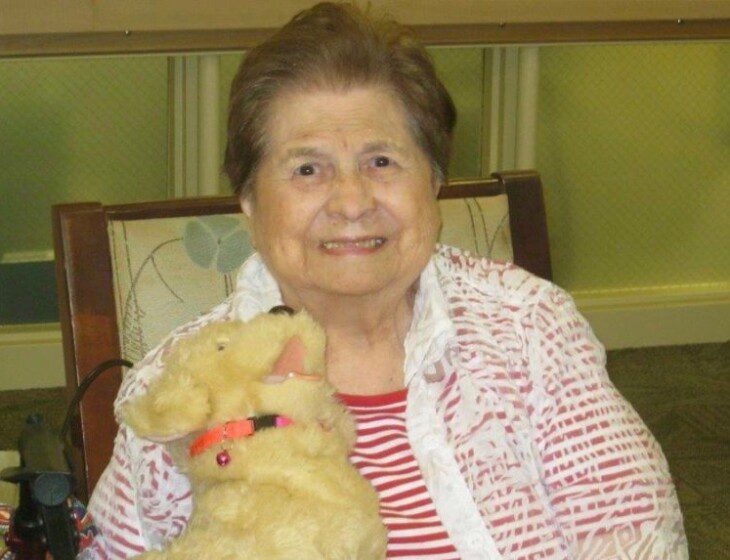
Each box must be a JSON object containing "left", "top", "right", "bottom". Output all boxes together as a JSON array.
[{"left": 241, "top": 85, "right": 441, "bottom": 304}]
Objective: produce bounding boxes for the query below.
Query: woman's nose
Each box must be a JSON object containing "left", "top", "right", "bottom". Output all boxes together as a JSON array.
[{"left": 325, "top": 172, "right": 376, "bottom": 221}]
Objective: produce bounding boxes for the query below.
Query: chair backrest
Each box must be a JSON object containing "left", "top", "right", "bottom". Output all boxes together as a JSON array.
[{"left": 53, "top": 170, "right": 551, "bottom": 501}]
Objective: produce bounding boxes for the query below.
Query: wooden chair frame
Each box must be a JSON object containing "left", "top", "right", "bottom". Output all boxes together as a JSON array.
[{"left": 52, "top": 170, "right": 551, "bottom": 501}]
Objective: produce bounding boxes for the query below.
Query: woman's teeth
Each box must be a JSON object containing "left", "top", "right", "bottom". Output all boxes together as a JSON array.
[{"left": 322, "top": 238, "right": 385, "bottom": 250}]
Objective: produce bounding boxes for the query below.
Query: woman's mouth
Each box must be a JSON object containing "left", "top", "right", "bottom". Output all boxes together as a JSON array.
[{"left": 320, "top": 237, "right": 387, "bottom": 253}]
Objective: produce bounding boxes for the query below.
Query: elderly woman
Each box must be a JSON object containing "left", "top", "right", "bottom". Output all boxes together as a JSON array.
[{"left": 84, "top": 3, "right": 687, "bottom": 559}]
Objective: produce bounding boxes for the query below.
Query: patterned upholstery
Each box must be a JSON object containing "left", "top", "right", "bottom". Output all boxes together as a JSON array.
[
  {"left": 108, "top": 215, "right": 247, "bottom": 363},
  {"left": 108, "top": 196, "right": 513, "bottom": 363},
  {"left": 438, "top": 194, "right": 512, "bottom": 262}
]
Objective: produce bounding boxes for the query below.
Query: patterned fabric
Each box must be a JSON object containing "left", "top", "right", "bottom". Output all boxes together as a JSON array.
[
  {"left": 107, "top": 196, "right": 511, "bottom": 364},
  {"left": 0, "top": 498, "right": 97, "bottom": 559},
  {"left": 340, "top": 389, "right": 460, "bottom": 559},
  {"left": 86, "top": 245, "right": 688, "bottom": 559},
  {"left": 0, "top": 504, "right": 11, "bottom": 560},
  {"left": 437, "top": 195, "right": 511, "bottom": 264},
  {"left": 107, "top": 214, "right": 250, "bottom": 364}
]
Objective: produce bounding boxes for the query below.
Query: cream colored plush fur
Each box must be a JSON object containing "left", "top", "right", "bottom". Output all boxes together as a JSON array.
[{"left": 122, "top": 311, "right": 387, "bottom": 559}]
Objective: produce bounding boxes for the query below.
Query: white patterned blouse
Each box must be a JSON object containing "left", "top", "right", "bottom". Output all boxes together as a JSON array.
[{"left": 83, "top": 245, "right": 688, "bottom": 559}]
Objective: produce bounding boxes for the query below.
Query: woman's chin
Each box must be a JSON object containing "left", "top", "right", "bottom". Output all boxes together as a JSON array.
[
  {"left": 319, "top": 274, "right": 396, "bottom": 298},
  {"left": 303, "top": 242, "right": 430, "bottom": 299},
  {"left": 302, "top": 263, "right": 399, "bottom": 298}
]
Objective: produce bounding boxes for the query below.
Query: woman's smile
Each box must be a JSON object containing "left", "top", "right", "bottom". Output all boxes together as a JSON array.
[{"left": 319, "top": 236, "right": 387, "bottom": 254}]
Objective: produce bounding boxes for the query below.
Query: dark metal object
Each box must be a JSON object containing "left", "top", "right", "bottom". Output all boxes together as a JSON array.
[{"left": 1, "top": 415, "right": 78, "bottom": 560}]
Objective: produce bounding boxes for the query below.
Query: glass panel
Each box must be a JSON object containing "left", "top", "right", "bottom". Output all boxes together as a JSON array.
[{"left": 0, "top": 56, "right": 169, "bottom": 324}]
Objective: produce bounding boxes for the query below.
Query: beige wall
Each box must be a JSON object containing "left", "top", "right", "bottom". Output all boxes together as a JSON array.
[
  {"left": 537, "top": 41, "right": 730, "bottom": 294},
  {"left": 5, "top": 1, "right": 728, "bottom": 35}
]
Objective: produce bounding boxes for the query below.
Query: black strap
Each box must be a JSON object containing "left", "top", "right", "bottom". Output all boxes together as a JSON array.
[{"left": 251, "top": 414, "right": 279, "bottom": 431}]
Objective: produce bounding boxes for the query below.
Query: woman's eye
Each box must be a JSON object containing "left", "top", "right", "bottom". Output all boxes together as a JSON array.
[
  {"left": 295, "top": 163, "right": 317, "bottom": 176},
  {"left": 373, "top": 156, "right": 391, "bottom": 168}
]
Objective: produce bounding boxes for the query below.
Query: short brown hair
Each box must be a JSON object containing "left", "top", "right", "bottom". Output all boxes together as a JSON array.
[{"left": 224, "top": 2, "right": 456, "bottom": 198}]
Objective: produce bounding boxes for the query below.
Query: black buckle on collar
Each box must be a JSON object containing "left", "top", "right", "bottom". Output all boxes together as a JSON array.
[{"left": 251, "top": 414, "right": 278, "bottom": 431}]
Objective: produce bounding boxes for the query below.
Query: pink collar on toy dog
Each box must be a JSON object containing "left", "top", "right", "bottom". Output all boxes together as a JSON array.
[{"left": 189, "top": 415, "right": 293, "bottom": 458}]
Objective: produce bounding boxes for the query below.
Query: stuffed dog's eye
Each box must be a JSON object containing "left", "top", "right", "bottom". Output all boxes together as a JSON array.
[
  {"left": 269, "top": 305, "right": 294, "bottom": 316},
  {"left": 216, "top": 337, "right": 230, "bottom": 351}
]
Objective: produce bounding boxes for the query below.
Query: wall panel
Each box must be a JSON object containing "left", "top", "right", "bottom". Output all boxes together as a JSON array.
[
  {"left": 538, "top": 41, "right": 730, "bottom": 292},
  {"left": 3, "top": 1, "right": 729, "bottom": 56}
]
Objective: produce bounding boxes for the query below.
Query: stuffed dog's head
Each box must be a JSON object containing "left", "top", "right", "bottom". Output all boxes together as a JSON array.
[{"left": 122, "top": 310, "right": 355, "bottom": 480}]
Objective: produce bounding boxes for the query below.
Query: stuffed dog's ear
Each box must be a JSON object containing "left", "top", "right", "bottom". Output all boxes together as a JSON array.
[
  {"left": 261, "top": 335, "right": 315, "bottom": 384},
  {"left": 122, "top": 370, "right": 212, "bottom": 441},
  {"left": 272, "top": 336, "right": 306, "bottom": 376}
]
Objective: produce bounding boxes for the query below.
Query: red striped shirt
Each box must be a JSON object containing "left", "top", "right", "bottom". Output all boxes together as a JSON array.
[{"left": 339, "top": 389, "right": 460, "bottom": 560}]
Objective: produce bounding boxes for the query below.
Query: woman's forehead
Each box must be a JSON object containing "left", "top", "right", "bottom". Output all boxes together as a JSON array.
[{"left": 264, "top": 86, "right": 417, "bottom": 154}]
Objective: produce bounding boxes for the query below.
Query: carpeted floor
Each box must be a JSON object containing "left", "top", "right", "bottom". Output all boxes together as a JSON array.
[
  {"left": 606, "top": 342, "right": 730, "bottom": 559},
  {"left": 1, "top": 342, "right": 728, "bottom": 557}
]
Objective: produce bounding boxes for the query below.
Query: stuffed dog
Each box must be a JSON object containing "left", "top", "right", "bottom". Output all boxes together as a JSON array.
[{"left": 122, "top": 308, "right": 387, "bottom": 559}]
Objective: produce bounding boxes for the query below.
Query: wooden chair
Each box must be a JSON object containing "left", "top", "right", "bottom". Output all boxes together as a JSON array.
[{"left": 52, "top": 170, "right": 551, "bottom": 502}]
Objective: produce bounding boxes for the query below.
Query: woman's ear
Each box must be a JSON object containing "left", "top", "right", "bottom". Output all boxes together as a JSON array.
[
  {"left": 431, "top": 170, "right": 443, "bottom": 197},
  {"left": 240, "top": 193, "right": 254, "bottom": 218},
  {"left": 240, "top": 194, "right": 258, "bottom": 249}
]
